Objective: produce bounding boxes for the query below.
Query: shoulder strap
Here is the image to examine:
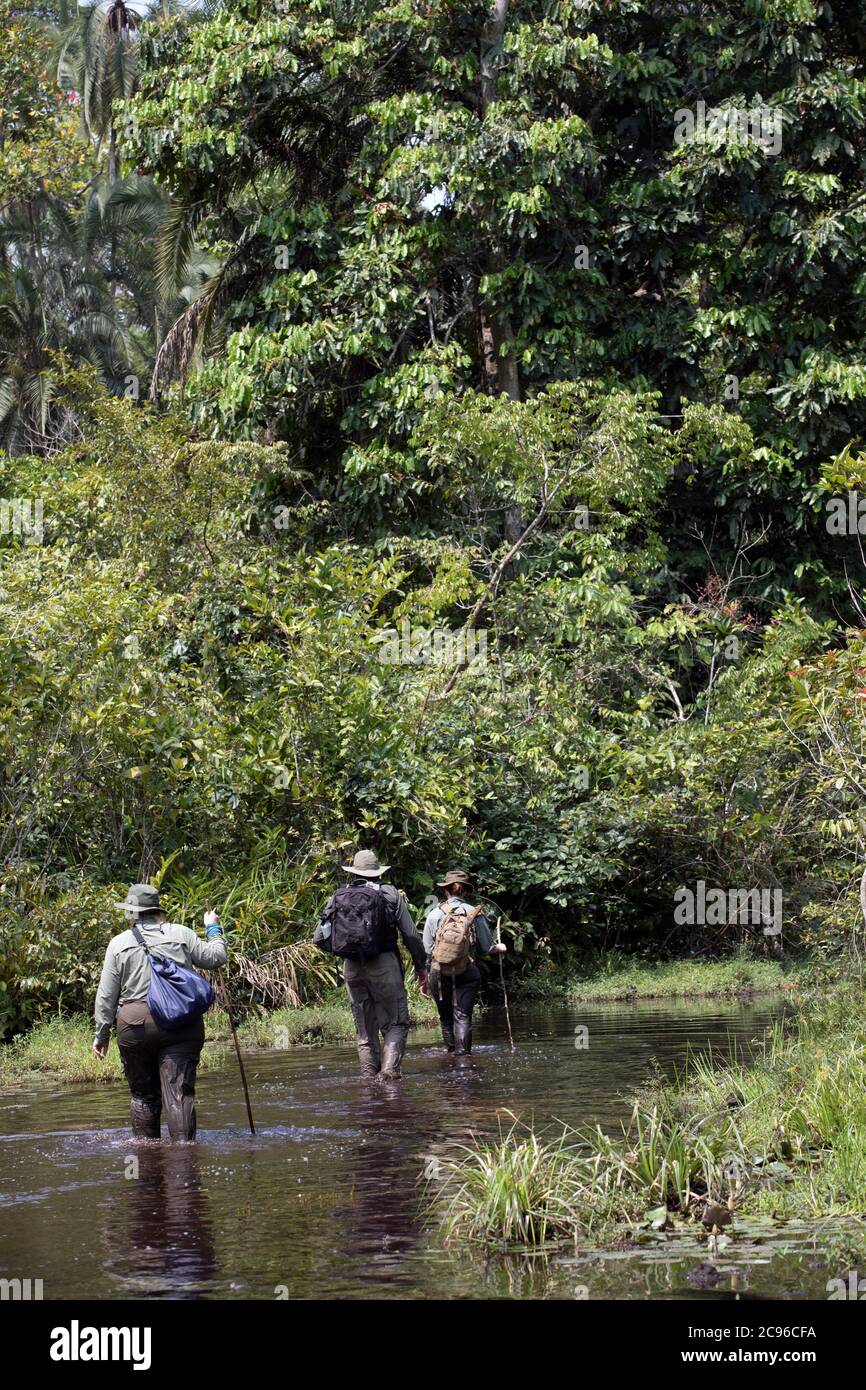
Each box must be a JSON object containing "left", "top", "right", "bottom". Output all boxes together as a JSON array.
[
  {"left": 132, "top": 924, "right": 172, "bottom": 966},
  {"left": 438, "top": 903, "right": 481, "bottom": 936},
  {"left": 441, "top": 901, "right": 481, "bottom": 920},
  {"left": 131, "top": 925, "right": 159, "bottom": 958},
  {"left": 437, "top": 900, "right": 466, "bottom": 929},
  {"left": 380, "top": 884, "right": 399, "bottom": 923}
]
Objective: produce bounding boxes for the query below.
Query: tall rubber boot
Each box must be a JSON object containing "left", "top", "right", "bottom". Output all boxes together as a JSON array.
[
  {"left": 130, "top": 1097, "right": 161, "bottom": 1139},
  {"left": 378, "top": 1039, "right": 405, "bottom": 1080},
  {"left": 357, "top": 1043, "right": 381, "bottom": 1082},
  {"left": 453, "top": 1015, "right": 472, "bottom": 1057},
  {"left": 160, "top": 1055, "right": 198, "bottom": 1141},
  {"left": 440, "top": 1023, "right": 455, "bottom": 1052}
]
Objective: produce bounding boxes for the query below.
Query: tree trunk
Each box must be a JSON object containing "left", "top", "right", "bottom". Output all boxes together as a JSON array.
[
  {"left": 479, "top": 0, "right": 522, "bottom": 540},
  {"left": 478, "top": 0, "right": 518, "bottom": 404}
]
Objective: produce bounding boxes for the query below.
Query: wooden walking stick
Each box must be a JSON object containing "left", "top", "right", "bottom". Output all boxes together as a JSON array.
[
  {"left": 495, "top": 917, "right": 515, "bottom": 1052},
  {"left": 217, "top": 973, "right": 255, "bottom": 1135}
]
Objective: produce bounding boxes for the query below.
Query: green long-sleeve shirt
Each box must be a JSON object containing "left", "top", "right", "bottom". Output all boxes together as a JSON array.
[{"left": 94, "top": 920, "right": 227, "bottom": 1042}]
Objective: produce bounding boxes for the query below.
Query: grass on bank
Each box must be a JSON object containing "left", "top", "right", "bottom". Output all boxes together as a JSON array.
[
  {"left": 520, "top": 951, "right": 788, "bottom": 1002},
  {"left": 0, "top": 991, "right": 439, "bottom": 1087},
  {"left": 432, "top": 972, "right": 866, "bottom": 1247},
  {"left": 0, "top": 955, "right": 785, "bottom": 1087},
  {"left": 0, "top": 956, "right": 783, "bottom": 1084}
]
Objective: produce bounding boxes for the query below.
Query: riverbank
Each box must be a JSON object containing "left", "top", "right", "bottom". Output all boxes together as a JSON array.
[
  {"left": 432, "top": 971, "right": 866, "bottom": 1247},
  {"left": 519, "top": 954, "right": 788, "bottom": 1003},
  {"left": 0, "top": 996, "right": 441, "bottom": 1088},
  {"left": 0, "top": 957, "right": 788, "bottom": 1088}
]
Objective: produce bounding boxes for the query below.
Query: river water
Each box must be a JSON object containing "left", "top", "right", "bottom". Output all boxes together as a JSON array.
[{"left": 0, "top": 998, "right": 846, "bottom": 1300}]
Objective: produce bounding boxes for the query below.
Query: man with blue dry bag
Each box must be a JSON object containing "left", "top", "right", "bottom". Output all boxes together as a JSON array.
[{"left": 93, "top": 883, "right": 227, "bottom": 1139}]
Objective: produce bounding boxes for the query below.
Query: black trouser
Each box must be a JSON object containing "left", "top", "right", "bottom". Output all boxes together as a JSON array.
[
  {"left": 433, "top": 963, "right": 481, "bottom": 1055},
  {"left": 116, "top": 1001, "right": 205, "bottom": 1140}
]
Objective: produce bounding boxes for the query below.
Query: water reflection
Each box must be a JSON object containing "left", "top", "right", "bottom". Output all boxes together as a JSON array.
[
  {"left": 340, "top": 1086, "right": 423, "bottom": 1287},
  {"left": 101, "top": 1144, "right": 217, "bottom": 1299}
]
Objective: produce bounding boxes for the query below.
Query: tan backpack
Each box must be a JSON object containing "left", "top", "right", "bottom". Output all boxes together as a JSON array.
[{"left": 431, "top": 902, "right": 482, "bottom": 977}]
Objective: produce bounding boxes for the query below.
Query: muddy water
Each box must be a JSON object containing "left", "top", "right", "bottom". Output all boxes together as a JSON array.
[{"left": 0, "top": 998, "right": 843, "bottom": 1300}]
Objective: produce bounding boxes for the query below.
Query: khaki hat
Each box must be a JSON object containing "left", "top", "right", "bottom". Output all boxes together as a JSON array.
[
  {"left": 342, "top": 850, "right": 390, "bottom": 878},
  {"left": 437, "top": 869, "right": 473, "bottom": 890},
  {"left": 114, "top": 883, "right": 162, "bottom": 915}
]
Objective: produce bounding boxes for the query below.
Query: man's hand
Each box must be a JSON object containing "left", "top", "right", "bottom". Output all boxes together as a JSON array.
[
  {"left": 92, "top": 1038, "right": 109, "bottom": 1059},
  {"left": 418, "top": 970, "right": 431, "bottom": 997},
  {"left": 204, "top": 908, "right": 222, "bottom": 937},
  {"left": 491, "top": 943, "right": 507, "bottom": 955}
]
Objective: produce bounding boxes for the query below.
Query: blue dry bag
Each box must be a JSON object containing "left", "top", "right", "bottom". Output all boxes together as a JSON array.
[{"left": 132, "top": 925, "right": 215, "bottom": 1029}]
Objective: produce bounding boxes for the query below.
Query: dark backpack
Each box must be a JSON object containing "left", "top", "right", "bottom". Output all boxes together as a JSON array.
[{"left": 328, "top": 882, "right": 395, "bottom": 960}]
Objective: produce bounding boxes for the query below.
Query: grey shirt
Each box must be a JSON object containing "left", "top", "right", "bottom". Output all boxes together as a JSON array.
[
  {"left": 423, "top": 896, "right": 495, "bottom": 958},
  {"left": 314, "top": 881, "right": 427, "bottom": 975},
  {"left": 94, "top": 920, "right": 228, "bottom": 1042}
]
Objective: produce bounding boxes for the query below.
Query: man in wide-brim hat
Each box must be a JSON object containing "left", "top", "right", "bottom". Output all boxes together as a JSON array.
[
  {"left": 313, "top": 851, "right": 428, "bottom": 1081},
  {"left": 341, "top": 850, "right": 392, "bottom": 877},
  {"left": 92, "top": 883, "right": 228, "bottom": 1140},
  {"left": 423, "top": 869, "right": 505, "bottom": 1056}
]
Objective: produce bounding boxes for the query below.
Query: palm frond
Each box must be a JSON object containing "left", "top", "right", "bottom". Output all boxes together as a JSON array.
[
  {"left": 154, "top": 199, "right": 201, "bottom": 302},
  {"left": 149, "top": 292, "right": 208, "bottom": 396}
]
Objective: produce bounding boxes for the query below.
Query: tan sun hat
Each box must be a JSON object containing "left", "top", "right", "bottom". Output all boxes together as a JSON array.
[
  {"left": 436, "top": 869, "right": 473, "bottom": 890},
  {"left": 342, "top": 850, "right": 390, "bottom": 878}
]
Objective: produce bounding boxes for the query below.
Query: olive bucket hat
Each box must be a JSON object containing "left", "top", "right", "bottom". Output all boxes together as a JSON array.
[
  {"left": 342, "top": 850, "right": 390, "bottom": 878},
  {"left": 114, "top": 883, "right": 162, "bottom": 915}
]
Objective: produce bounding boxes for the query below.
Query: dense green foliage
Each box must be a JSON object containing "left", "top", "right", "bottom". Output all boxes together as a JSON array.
[
  {"left": 2, "top": 0, "right": 866, "bottom": 1036},
  {"left": 122, "top": 0, "right": 866, "bottom": 596}
]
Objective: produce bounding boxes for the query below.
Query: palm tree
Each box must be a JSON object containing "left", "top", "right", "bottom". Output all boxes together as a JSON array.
[
  {"left": 58, "top": 2, "right": 142, "bottom": 182},
  {"left": 0, "top": 170, "right": 202, "bottom": 452},
  {"left": 0, "top": 196, "right": 127, "bottom": 452},
  {"left": 0, "top": 2, "right": 222, "bottom": 449}
]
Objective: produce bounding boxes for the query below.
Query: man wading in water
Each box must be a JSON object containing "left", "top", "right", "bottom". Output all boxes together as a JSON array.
[
  {"left": 314, "top": 850, "right": 428, "bottom": 1081},
  {"left": 423, "top": 870, "right": 506, "bottom": 1057},
  {"left": 92, "top": 884, "right": 227, "bottom": 1139}
]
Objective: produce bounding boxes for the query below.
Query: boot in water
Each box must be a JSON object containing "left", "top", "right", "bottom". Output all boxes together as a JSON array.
[
  {"left": 130, "top": 1097, "right": 161, "bottom": 1139},
  {"left": 453, "top": 1017, "right": 472, "bottom": 1057},
  {"left": 357, "top": 1046, "right": 381, "bottom": 1083},
  {"left": 378, "top": 1040, "right": 405, "bottom": 1080}
]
